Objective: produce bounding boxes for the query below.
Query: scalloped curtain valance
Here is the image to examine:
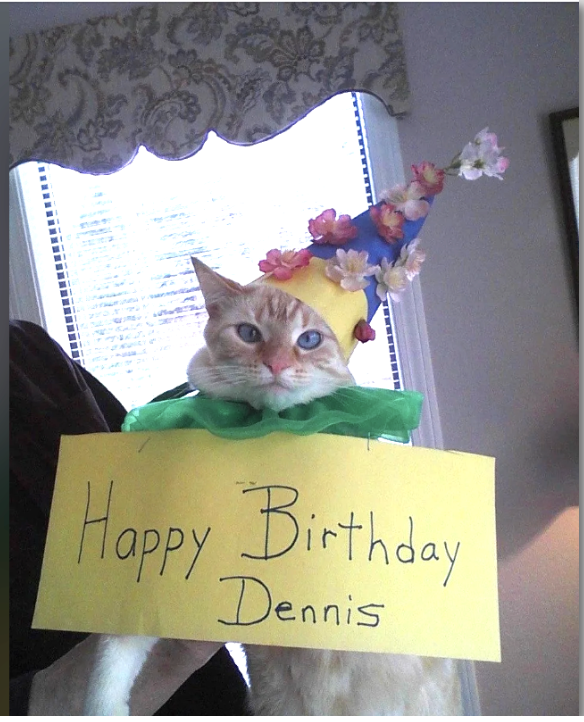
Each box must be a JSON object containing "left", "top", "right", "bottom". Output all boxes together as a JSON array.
[{"left": 9, "top": 2, "right": 410, "bottom": 173}]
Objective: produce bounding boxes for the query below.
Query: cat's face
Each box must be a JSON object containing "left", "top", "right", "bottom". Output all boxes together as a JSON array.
[{"left": 187, "top": 258, "right": 354, "bottom": 411}]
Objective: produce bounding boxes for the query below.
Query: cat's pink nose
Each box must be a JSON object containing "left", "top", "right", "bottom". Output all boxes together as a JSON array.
[{"left": 264, "top": 358, "right": 292, "bottom": 375}]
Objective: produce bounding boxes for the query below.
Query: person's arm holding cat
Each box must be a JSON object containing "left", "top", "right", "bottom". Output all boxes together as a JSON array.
[{"left": 9, "top": 321, "right": 248, "bottom": 715}]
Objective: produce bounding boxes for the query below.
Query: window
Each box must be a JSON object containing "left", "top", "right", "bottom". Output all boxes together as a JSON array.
[
  {"left": 10, "top": 93, "right": 403, "bottom": 408},
  {"left": 10, "top": 92, "right": 441, "bottom": 447}
]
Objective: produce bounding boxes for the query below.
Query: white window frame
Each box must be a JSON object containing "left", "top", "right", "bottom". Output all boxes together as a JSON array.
[
  {"left": 357, "top": 94, "right": 444, "bottom": 451},
  {"left": 9, "top": 165, "right": 70, "bottom": 352}
]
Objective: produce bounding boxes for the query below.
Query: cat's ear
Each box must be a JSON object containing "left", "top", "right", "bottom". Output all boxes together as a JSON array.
[{"left": 191, "top": 257, "right": 244, "bottom": 316}]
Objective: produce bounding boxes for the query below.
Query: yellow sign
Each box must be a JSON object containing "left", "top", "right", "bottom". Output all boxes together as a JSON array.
[{"left": 33, "top": 430, "right": 500, "bottom": 662}]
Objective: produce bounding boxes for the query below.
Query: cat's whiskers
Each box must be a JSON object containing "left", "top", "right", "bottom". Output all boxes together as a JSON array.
[{"left": 190, "top": 363, "right": 253, "bottom": 386}]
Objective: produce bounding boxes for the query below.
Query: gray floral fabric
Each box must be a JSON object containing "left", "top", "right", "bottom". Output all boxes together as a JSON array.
[{"left": 9, "top": 2, "right": 410, "bottom": 173}]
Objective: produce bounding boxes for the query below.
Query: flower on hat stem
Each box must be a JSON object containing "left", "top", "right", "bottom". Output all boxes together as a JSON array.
[
  {"left": 353, "top": 319, "right": 376, "bottom": 343},
  {"left": 380, "top": 181, "right": 431, "bottom": 221},
  {"left": 325, "top": 248, "right": 379, "bottom": 292},
  {"left": 443, "top": 127, "right": 509, "bottom": 180},
  {"left": 374, "top": 238, "right": 426, "bottom": 303},
  {"left": 258, "top": 248, "right": 312, "bottom": 281},
  {"left": 369, "top": 202, "right": 405, "bottom": 243},
  {"left": 407, "top": 128, "right": 508, "bottom": 193},
  {"left": 308, "top": 208, "right": 358, "bottom": 245}
]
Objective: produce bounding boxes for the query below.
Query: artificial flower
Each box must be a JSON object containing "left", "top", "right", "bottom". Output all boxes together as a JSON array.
[
  {"left": 308, "top": 208, "right": 358, "bottom": 245},
  {"left": 374, "top": 238, "right": 426, "bottom": 303},
  {"left": 458, "top": 142, "right": 509, "bottom": 180},
  {"left": 258, "top": 248, "right": 312, "bottom": 280},
  {"left": 475, "top": 127, "right": 503, "bottom": 151},
  {"left": 325, "top": 248, "right": 379, "bottom": 291},
  {"left": 369, "top": 202, "right": 405, "bottom": 243},
  {"left": 375, "top": 258, "right": 409, "bottom": 303},
  {"left": 399, "top": 238, "right": 426, "bottom": 280},
  {"left": 353, "top": 319, "right": 376, "bottom": 343},
  {"left": 456, "top": 127, "right": 509, "bottom": 180},
  {"left": 411, "top": 161, "right": 445, "bottom": 195},
  {"left": 381, "top": 182, "right": 430, "bottom": 221}
]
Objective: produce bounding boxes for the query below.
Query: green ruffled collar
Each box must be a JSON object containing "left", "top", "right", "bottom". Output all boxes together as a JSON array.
[{"left": 122, "top": 385, "right": 423, "bottom": 444}]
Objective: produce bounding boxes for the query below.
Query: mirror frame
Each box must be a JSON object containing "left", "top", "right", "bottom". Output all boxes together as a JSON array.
[{"left": 550, "top": 107, "right": 579, "bottom": 309}]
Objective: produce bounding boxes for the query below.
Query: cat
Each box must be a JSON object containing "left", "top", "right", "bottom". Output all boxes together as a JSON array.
[
  {"left": 185, "top": 257, "right": 354, "bottom": 411},
  {"left": 83, "top": 258, "right": 460, "bottom": 715}
]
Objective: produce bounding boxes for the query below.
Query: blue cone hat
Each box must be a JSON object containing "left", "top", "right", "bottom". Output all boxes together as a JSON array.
[
  {"left": 262, "top": 196, "right": 435, "bottom": 359},
  {"left": 259, "top": 127, "right": 508, "bottom": 358}
]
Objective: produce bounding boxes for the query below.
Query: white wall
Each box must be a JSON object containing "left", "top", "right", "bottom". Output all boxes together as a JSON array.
[{"left": 397, "top": 3, "right": 579, "bottom": 715}]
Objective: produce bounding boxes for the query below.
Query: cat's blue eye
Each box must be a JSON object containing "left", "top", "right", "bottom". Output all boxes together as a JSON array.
[
  {"left": 297, "top": 330, "right": 322, "bottom": 350},
  {"left": 237, "top": 323, "right": 262, "bottom": 343}
]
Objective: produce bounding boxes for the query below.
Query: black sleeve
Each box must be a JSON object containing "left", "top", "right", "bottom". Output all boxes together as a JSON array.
[
  {"left": 9, "top": 671, "right": 36, "bottom": 717},
  {"left": 9, "top": 321, "right": 249, "bottom": 715}
]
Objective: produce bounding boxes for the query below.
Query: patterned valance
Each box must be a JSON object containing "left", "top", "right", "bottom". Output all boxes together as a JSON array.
[{"left": 9, "top": 2, "right": 410, "bottom": 173}]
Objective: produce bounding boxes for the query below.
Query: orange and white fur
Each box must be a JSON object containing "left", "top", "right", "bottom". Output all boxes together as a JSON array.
[{"left": 83, "top": 258, "right": 461, "bottom": 715}]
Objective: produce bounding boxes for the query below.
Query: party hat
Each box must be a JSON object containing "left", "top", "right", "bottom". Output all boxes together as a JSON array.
[{"left": 259, "top": 128, "right": 509, "bottom": 359}]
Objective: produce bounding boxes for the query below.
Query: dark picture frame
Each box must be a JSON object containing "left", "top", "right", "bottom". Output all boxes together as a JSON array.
[{"left": 549, "top": 107, "right": 579, "bottom": 308}]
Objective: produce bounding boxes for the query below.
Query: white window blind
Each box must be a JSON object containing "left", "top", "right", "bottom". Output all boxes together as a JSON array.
[{"left": 10, "top": 93, "right": 403, "bottom": 410}]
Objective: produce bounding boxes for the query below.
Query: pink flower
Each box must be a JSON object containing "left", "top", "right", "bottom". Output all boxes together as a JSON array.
[
  {"left": 381, "top": 182, "right": 430, "bottom": 221},
  {"left": 325, "top": 248, "right": 379, "bottom": 291},
  {"left": 308, "top": 208, "right": 358, "bottom": 245},
  {"left": 369, "top": 203, "right": 405, "bottom": 243},
  {"left": 411, "top": 161, "right": 445, "bottom": 195},
  {"left": 353, "top": 319, "right": 376, "bottom": 343},
  {"left": 258, "top": 248, "right": 312, "bottom": 280}
]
